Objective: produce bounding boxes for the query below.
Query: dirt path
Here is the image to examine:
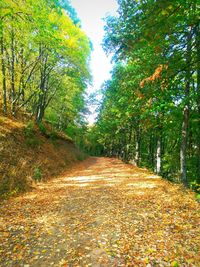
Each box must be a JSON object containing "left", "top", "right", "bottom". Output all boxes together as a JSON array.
[{"left": 0, "top": 157, "right": 199, "bottom": 267}]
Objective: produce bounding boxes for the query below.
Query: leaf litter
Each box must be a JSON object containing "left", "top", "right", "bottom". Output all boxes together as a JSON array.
[{"left": 0, "top": 157, "right": 199, "bottom": 266}]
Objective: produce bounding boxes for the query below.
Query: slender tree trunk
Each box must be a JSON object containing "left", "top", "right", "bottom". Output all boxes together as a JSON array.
[
  {"left": 196, "top": 22, "right": 200, "bottom": 183},
  {"left": 36, "top": 78, "right": 46, "bottom": 123},
  {"left": 149, "top": 133, "right": 155, "bottom": 168},
  {"left": 0, "top": 32, "right": 7, "bottom": 115},
  {"left": 119, "top": 131, "right": 124, "bottom": 160},
  {"left": 19, "top": 47, "right": 25, "bottom": 102},
  {"left": 135, "top": 126, "right": 141, "bottom": 166},
  {"left": 36, "top": 46, "right": 47, "bottom": 123},
  {"left": 180, "top": 27, "right": 192, "bottom": 186},
  {"left": 36, "top": 72, "right": 46, "bottom": 123},
  {"left": 36, "top": 102, "right": 45, "bottom": 123},
  {"left": 10, "top": 27, "right": 16, "bottom": 116},
  {"left": 127, "top": 126, "right": 132, "bottom": 161},
  {"left": 123, "top": 128, "right": 128, "bottom": 161},
  {"left": 180, "top": 106, "right": 189, "bottom": 185},
  {"left": 156, "top": 137, "right": 161, "bottom": 174},
  {"left": 135, "top": 139, "right": 139, "bottom": 164},
  {"left": 155, "top": 120, "right": 162, "bottom": 175}
]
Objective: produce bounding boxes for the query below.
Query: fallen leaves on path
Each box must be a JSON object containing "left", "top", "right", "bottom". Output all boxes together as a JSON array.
[{"left": 0, "top": 157, "right": 199, "bottom": 266}]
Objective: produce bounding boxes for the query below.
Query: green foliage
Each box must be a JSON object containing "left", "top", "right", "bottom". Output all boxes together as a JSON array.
[
  {"left": 0, "top": 0, "right": 91, "bottom": 128},
  {"left": 49, "top": 130, "right": 58, "bottom": 141},
  {"left": 196, "top": 194, "right": 200, "bottom": 201},
  {"left": 38, "top": 122, "right": 47, "bottom": 135},
  {"left": 190, "top": 181, "right": 200, "bottom": 193},
  {"left": 58, "top": 0, "right": 80, "bottom": 25},
  {"left": 33, "top": 167, "right": 42, "bottom": 182},
  {"left": 86, "top": 0, "right": 200, "bottom": 189}
]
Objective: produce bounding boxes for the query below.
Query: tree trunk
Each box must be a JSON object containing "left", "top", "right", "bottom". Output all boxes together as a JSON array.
[
  {"left": 155, "top": 119, "right": 162, "bottom": 175},
  {"left": 127, "top": 126, "right": 132, "bottom": 161},
  {"left": 149, "top": 134, "right": 155, "bottom": 168},
  {"left": 0, "top": 32, "right": 7, "bottom": 115},
  {"left": 36, "top": 73, "right": 46, "bottom": 123},
  {"left": 19, "top": 47, "right": 25, "bottom": 103},
  {"left": 135, "top": 127, "right": 141, "bottom": 166},
  {"left": 36, "top": 46, "right": 47, "bottom": 123},
  {"left": 180, "top": 106, "right": 189, "bottom": 185},
  {"left": 180, "top": 27, "right": 192, "bottom": 186},
  {"left": 36, "top": 101, "right": 45, "bottom": 123},
  {"left": 10, "top": 27, "right": 16, "bottom": 116},
  {"left": 195, "top": 21, "right": 200, "bottom": 183},
  {"left": 156, "top": 137, "right": 161, "bottom": 174}
]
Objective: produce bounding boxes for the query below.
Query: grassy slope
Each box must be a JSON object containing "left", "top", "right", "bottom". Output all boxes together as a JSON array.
[{"left": 0, "top": 115, "right": 85, "bottom": 198}]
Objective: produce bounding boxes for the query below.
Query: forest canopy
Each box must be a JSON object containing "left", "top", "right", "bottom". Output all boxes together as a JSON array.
[
  {"left": 87, "top": 0, "right": 200, "bottom": 190},
  {"left": 0, "top": 0, "right": 91, "bottom": 130}
]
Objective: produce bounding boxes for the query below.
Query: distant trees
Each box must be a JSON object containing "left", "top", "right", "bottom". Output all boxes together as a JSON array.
[
  {"left": 90, "top": 0, "right": 200, "bottom": 188},
  {"left": 0, "top": 0, "right": 91, "bottom": 125}
]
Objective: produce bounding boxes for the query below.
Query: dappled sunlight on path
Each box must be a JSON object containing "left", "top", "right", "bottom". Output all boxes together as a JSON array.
[{"left": 0, "top": 157, "right": 199, "bottom": 266}]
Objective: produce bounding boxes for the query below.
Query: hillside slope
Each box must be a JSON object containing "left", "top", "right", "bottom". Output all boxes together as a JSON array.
[{"left": 0, "top": 115, "right": 85, "bottom": 198}]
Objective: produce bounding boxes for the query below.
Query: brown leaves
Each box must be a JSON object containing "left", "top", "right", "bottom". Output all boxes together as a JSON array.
[
  {"left": 0, "top": 157, "right": 200, "bottom": 266},
  {"left": 140, "top": 64, "right": 168, "bottom": 88}
]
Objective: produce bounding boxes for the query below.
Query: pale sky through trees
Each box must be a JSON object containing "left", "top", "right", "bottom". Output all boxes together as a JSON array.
[{"left": 71, "top": 0, "right": 118, "bottom": 124}]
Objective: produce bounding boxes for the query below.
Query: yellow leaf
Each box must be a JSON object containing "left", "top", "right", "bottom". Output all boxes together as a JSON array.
[
  {"left": 171, "top": 261, "right": 179, "bottom": 267},
  {"left": 161, "top": 10, "right": 169, "bottom": 16}
]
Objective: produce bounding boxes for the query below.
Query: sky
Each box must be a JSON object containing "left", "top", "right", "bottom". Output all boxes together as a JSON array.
[{"left": 70, "top": 0, "right": 118, "bottom": 124}]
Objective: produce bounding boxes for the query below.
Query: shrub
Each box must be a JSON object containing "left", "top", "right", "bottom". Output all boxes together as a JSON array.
[
  {"left": 190, "top": 181, "right": 200, "bottom": 193},
  {"left": 38, "top": 122, "right": 47, "bottom": 135},
  {"left": 33, "top": 167, "right": 42, "bottom": 182}
]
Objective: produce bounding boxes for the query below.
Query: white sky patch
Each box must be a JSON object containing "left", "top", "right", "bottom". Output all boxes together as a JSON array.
[{"left": 71, "top": 0, "right": 118, "bottom": 124}]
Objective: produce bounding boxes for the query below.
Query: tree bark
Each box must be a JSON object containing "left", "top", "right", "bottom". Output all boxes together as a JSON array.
[
  {"left": 195, "top": 21, "right": 200, "bottom": 183},
  {"left": 19, "top": 47, "right": 25, "bottom": 103},
  {"left": 36, "top": 46, "right": 48, "bottom": 123},
  {"left": 180, "top": 27, "right": 192, "bottom": 186},
  {"left": 0, "top": 31, "right": 7, "bottom": 115},
  {"left": 149, "top": 133, "right": 155, "bottom": 168},
  {"left": 10, "top": 27, "right": 16, "bottom": 116},
  {"left": 135, "top": 126, "right": 141, "bottom": 166},
  {"left": 156, "top": 137, "right": 161, "bottom": 174},
  {"left": 155, "top": 119, "right": 162, "bottom": 175}
]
